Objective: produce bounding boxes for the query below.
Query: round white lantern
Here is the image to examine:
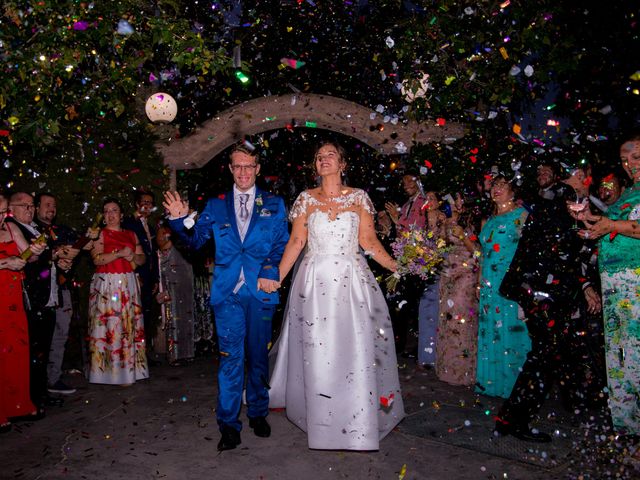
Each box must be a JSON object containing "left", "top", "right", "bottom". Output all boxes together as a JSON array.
[
  {"left": 145, "top": 92, "right": 177, "bottom": 123},
  {"left": 400, "top": 73, "right": 431, "bottom": 103}
]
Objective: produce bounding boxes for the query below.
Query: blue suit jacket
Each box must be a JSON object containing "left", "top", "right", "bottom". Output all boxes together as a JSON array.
[{"left": 169, "top": 188, "right": 289, "bottom": 306}]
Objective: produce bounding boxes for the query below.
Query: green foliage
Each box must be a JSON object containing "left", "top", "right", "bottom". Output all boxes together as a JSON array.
[{"left": 0, "top": 0, "right": 232, "bottom": 153}]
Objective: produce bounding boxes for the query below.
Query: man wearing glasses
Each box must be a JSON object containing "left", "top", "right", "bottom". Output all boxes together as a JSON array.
[
  {"left": 163, "top": 143, "right": 289, "bottom": 452},
  {"left": 123, "top": 191, "right": 160, "bottom": 365},
  {"left": 8, "top": 192, "right": 62, "bottom": 414}
]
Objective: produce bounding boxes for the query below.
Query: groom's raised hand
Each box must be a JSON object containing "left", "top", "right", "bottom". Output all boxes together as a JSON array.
[
  {"left": 163, "top": 191, "right": 189, "bottom": 218},
  {"left": 257, "top": 278, "right": 280, "bottom": 293}
]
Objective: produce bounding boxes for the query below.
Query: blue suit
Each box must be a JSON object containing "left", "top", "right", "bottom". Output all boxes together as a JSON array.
[{"left": 169, "top": 188, "right": 289, "bottom": 431}]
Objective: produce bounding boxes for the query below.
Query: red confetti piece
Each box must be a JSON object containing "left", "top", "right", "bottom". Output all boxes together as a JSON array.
[
  {"left": 0, "top": 130, "right": 10, "bottom": 136},
  {"left": 218, "top": 194, "right": 226, "bottom": 199},
  {"left": 470, "top": 148, "right": 479, "bottom": 154},
  {"left": 424, "top": 160, "right": 433, "bottom": 168},
  {"left": 492, "top": 243, "right": 500, "bottom": 252},
  {"left": 470, "top": 155, "right": 477, "bottom": 163},
  {"left": 380, "top": 393, "right": 395, "bottom": 408},
  {"left": 620, "top": 203, "right": 631, "bottom": 210},
  {"left": 609, "top": 230, "right": 619, "bottom": 241},
  {"left": 468, "top": 234, "right": 478, "bottom": 241},
  {"left": 436, "top": 118, "right": 446, "bottom": 126},
  {"left": 547, "top": 320, "right": 555, "bottom": 328}
]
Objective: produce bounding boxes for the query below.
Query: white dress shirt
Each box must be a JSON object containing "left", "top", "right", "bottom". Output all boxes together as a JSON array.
[{"left": 233, "top": 185, "right": 256, "bottom": 292}]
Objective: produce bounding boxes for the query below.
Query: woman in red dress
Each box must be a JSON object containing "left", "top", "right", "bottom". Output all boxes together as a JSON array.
[{"left": 0, "top": 194, "right": 45, "bottom": 432}]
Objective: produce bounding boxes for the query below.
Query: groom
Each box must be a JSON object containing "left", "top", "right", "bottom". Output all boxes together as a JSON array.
[{"left": 163, "top": 143, "right": 289, "bottom": 451}]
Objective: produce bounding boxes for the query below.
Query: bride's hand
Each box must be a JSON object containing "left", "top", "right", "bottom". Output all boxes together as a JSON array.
[{"left": 258, "top": 278, "right": 281, "bottom": 293}]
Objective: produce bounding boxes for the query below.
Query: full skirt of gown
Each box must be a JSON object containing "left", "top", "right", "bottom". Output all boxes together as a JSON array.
[{"left": 269, "top": 211, "right": 405, "bottom": 450}]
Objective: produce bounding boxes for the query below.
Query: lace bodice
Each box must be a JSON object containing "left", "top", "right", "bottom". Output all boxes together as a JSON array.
[{"left": 291, "top": 189, "right": 375, "bottom": 256}]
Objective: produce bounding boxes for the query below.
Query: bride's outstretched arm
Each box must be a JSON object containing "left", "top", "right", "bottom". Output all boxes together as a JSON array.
[
  {"left": 278, "top": 215, "right": 308, "bottom": 282},
  {"left": 359, "top": 208, "right": 398, "bottom": 272}
]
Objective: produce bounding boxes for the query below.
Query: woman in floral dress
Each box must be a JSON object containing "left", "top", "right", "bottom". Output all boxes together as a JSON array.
[
  {"left": 88, "top": 198, "right": 148, "bottom": 385},
  {"left": 572, "top": 132, "right": 640, "bottom": 439}
]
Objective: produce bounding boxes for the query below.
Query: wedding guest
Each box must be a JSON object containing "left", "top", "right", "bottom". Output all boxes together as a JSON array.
[
  {"left": 123, "top": 191, "right": 160, "bottom": 363},
  {"left": 476, "top": 175, "right": 530, "bottom": 398},
  {"left": 417, "top": 190, "right": 446, "bottom": 368},
  {"left": 155, "top": 224, "right": 195, "bottom": 365},
  {"left": 269, "top": 141, "right": 404, "bottom": 450},
  {"left": 572, "top": 132, "right": 640, "bottom": 444},
  {"left": 7, "top": 192, "right": 61, "bottom": 411},
  {"left": 0, "top": 194, "right": 44, "bottom": 431},
  {"left": 384, "top": 173, "right": 427, "bottom": 355},
  {"left": 596, "top": 171, "right": 626, "bottom": 211},
  {"left": 495, "top": 162, "right": 598, "bottom": 442},
  {"left": 34, "top": 193, "right": 81, "bottom": 396},
  {"left": 436, "top": 192, "right": 480, "bottom": 386},
  {"left": 88, "top": 198, "right": 148, "bottom": 385}
]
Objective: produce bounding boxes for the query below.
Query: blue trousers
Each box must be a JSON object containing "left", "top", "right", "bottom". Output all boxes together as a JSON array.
[
  {"left": 213, "top": 284, "right": 275, "bottom": 431},
  {"left": 418, "top": 276, "right": 440, "bottom": 366}
]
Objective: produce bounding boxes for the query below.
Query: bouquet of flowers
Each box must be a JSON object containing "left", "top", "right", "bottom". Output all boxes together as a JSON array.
[{"left": 386, "top": 226, "right": 448, "bottom": 291}]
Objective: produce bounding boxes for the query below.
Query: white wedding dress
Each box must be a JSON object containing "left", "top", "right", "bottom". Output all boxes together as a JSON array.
[{"left": 269, "top": 189, "right": 405, "bottom": 450}]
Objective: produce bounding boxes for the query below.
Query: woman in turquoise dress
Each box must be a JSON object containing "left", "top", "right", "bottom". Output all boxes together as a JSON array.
[
  {"left": 572, "top": 133, "right": 640, "bottom": 439},
  {"left": 476, "top": 176, "right": 530, "bottom": 398}
]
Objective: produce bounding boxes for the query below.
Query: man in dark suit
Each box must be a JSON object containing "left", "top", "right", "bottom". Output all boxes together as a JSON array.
[
  {"left": 33, "top": 193, "right": 80, "bottom": 396},
  {"left": 164, "top": 143, "right": 289, "bottom": 451},
  {"left": 123, "top": 191, "right": 160, "bottom": 362},
  {"left": 496, "top": 163, "right": 601, "bottom": 442}
]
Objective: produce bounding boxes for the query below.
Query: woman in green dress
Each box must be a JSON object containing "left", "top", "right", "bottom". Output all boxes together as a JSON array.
[
  {"left": 476, "top": 175, "right": 530, "bottom": 398},
  {"left": 571, "top": 133, "right": 640, "bottom": 438}
]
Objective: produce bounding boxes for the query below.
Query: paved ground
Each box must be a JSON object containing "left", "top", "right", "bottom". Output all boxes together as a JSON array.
[{"left": 2, "top": 357, "right": 636, "bottom": 480}]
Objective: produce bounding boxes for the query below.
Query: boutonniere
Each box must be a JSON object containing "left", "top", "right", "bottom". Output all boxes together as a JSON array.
[
  {"left": 259, "top": 208, "right": 272, "bottom": 217},
  {"left": 255, "top": 194, "right": 263, "bottom": 207}
]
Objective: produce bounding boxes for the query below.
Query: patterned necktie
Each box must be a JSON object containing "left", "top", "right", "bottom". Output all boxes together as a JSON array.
[{"left": 239, "top": 194, "right": 250, "bottom": 221}]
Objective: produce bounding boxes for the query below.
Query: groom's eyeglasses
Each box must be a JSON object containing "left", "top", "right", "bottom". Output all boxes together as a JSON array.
[{"left": 230, "top": 164, "right": 258, "bottom": 171}]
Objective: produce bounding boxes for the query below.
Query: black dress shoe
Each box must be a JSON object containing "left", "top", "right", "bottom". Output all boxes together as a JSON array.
[
  {"left": 11, "top": 408, "right": 46, "bottom": 422},
  {"left": 494, "top": 422, "right": 552, "bottom": 443},
  {"left": 217, "top": 426, "right": 241, "bottom": 451},
  {"left": 248, "top": 416, "right": 271, "bottom": 438}
]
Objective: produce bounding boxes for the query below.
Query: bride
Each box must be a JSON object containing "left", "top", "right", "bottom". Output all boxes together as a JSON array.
[{"left": 267, "top": 141, "right": 405, "bottom": 450}]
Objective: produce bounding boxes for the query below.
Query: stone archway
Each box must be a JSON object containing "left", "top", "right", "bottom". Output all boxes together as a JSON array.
[{"left": 157, "top": 93, "right": 465, "bottom": 178}]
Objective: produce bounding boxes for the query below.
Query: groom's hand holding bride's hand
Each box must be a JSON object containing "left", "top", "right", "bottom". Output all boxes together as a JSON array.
[{"left": 258, "top": 278, "right": 281, "bottom": 293}]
